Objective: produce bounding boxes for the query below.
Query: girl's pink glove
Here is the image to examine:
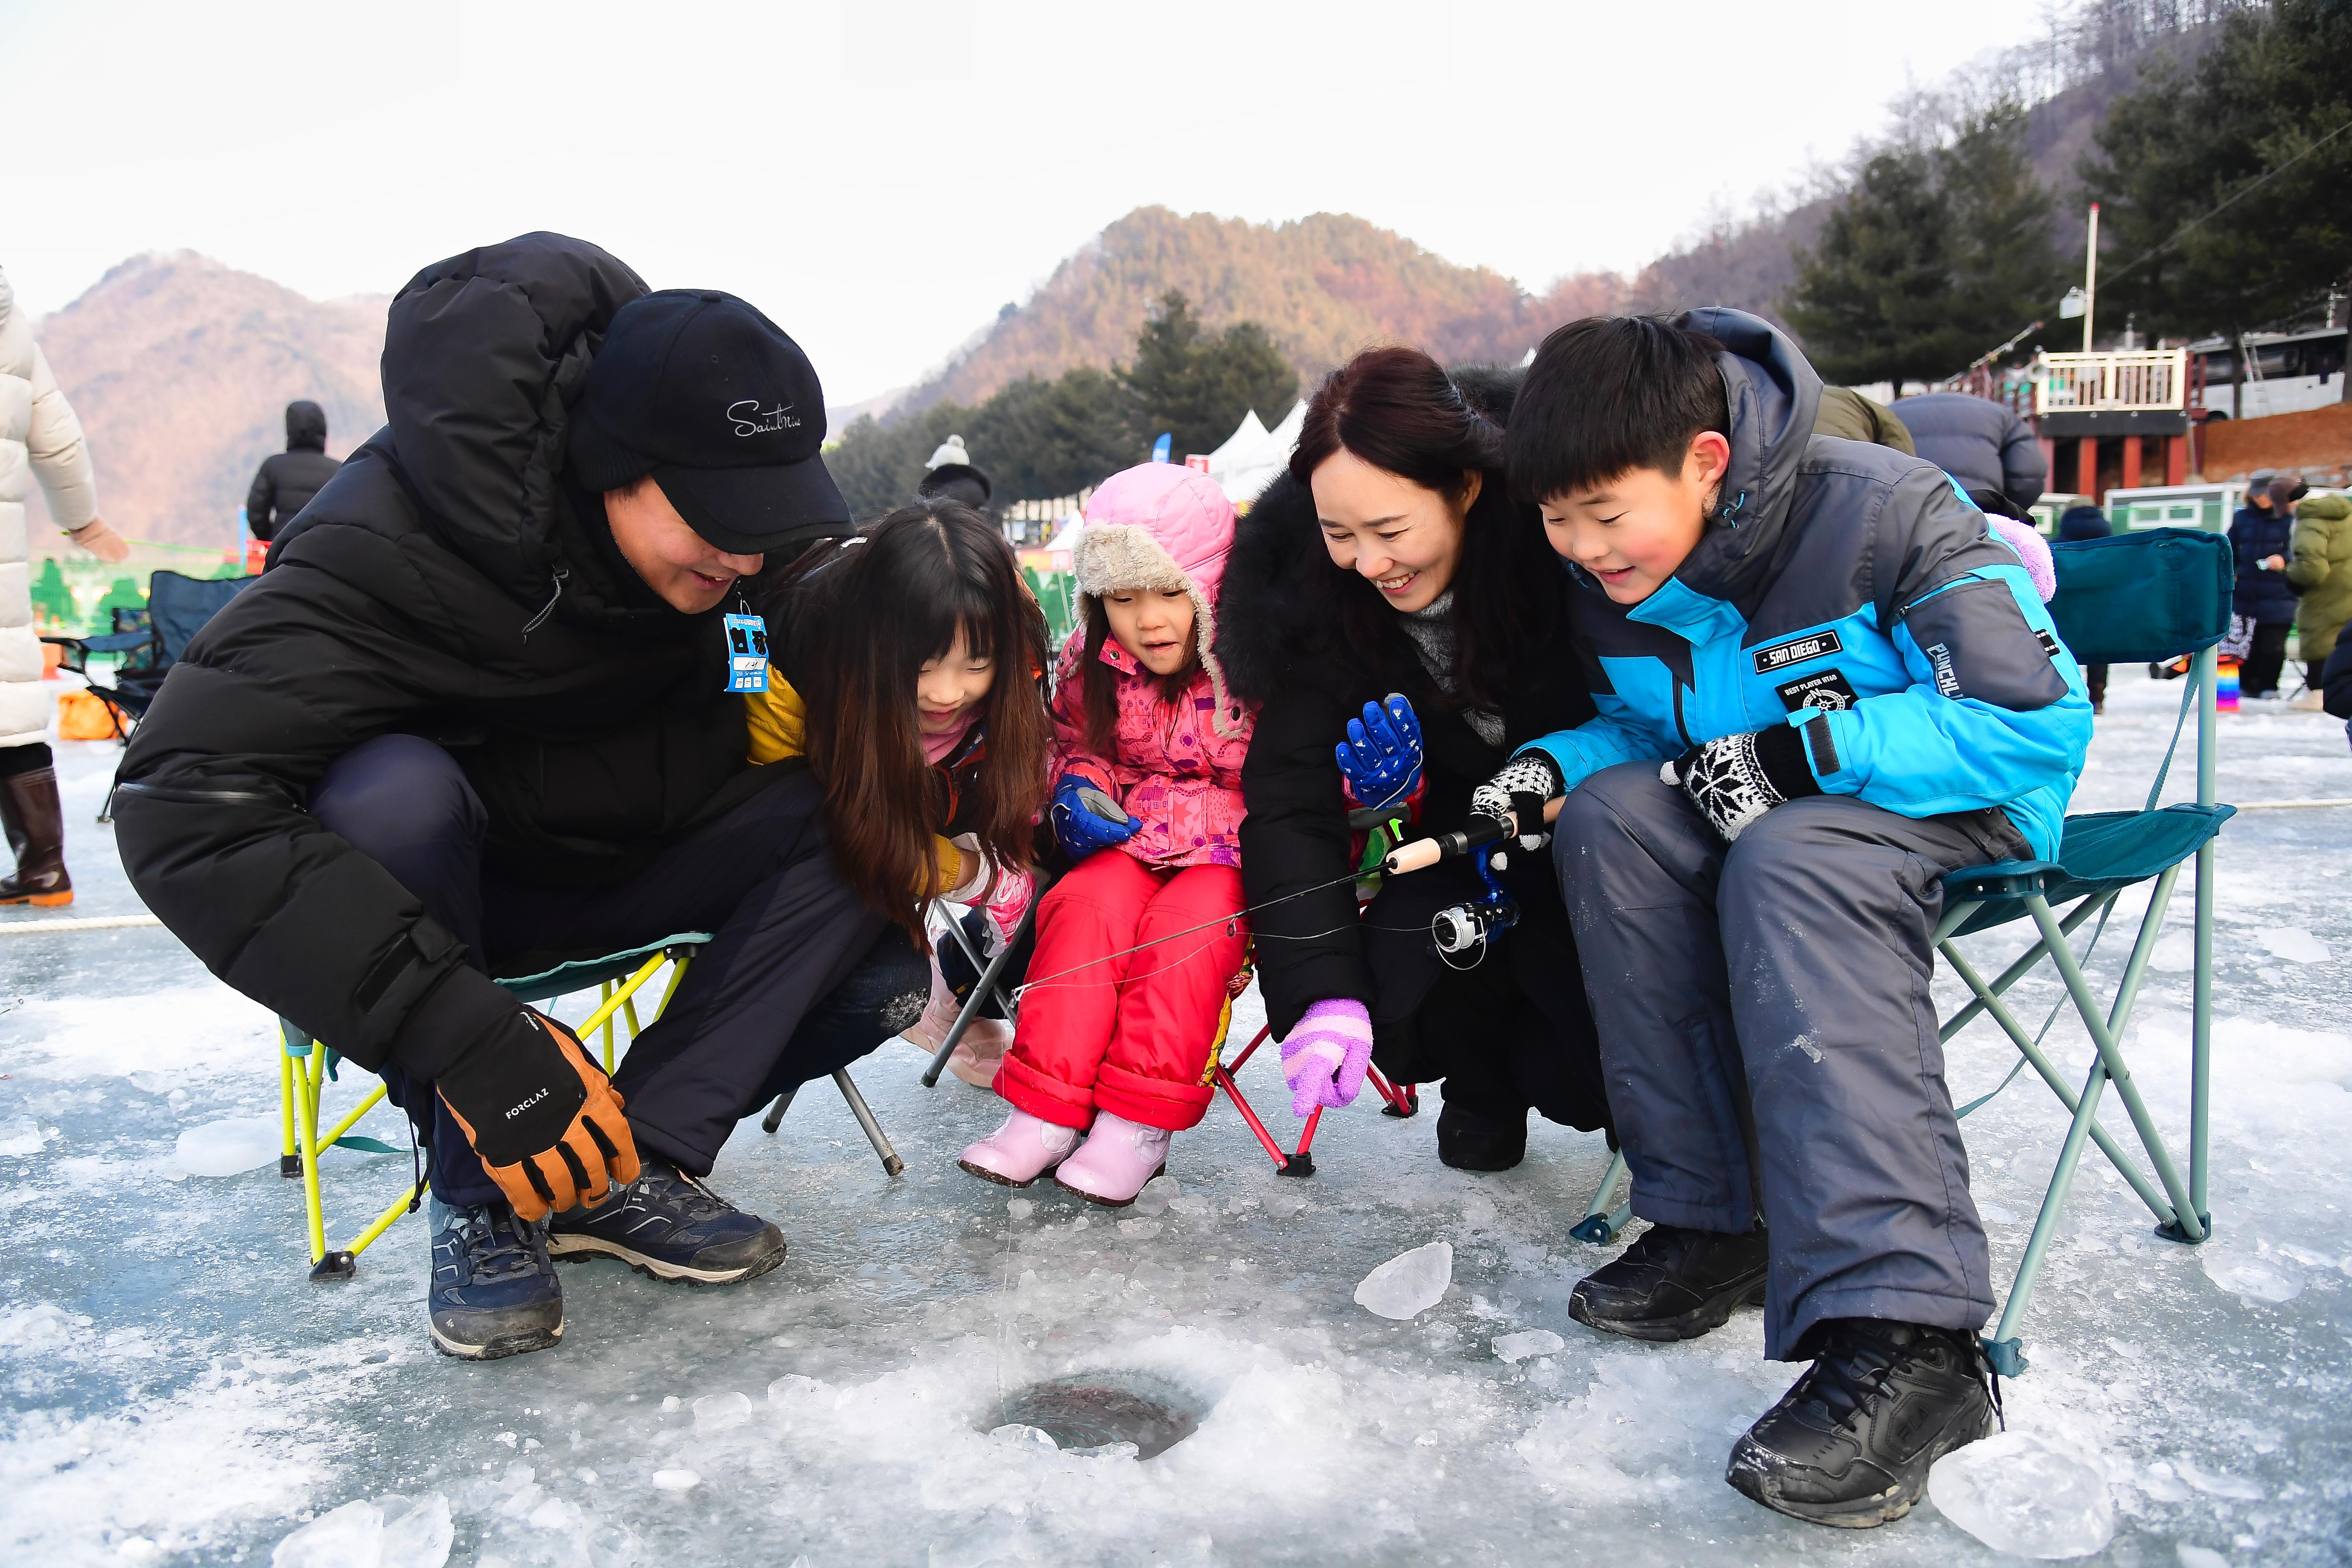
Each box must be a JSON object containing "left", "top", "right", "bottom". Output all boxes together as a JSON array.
[
  {"left": 1279, "top": 998, "right": 1374, "bottom": 1117},
  {"left": 979, "top": 863, "right": 1036, "bottom": 954},
  {"left": 1987, "top": 512, "right": 2057, "bottom": 601}
]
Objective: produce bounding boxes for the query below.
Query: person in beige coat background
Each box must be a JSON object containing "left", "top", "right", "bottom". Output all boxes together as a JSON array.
[{"left": 0, "top": 265, "right": 129, "bottom": 903}]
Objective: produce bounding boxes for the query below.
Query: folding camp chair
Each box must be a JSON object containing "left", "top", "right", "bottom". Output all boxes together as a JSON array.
[
  {"left": 44, "top": 571, "right": 253, "bottom": 745},
  {"left": 1930, "top": 526, "right": 2235, "bottom": 1376},
  {"left": 277, "top": 933, "right": 706, "bottom": 1280}
]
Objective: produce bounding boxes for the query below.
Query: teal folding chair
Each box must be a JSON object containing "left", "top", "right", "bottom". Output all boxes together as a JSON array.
[
  {"left": 1931, "top": 526, "right": 2236, "bottom": 1376},
  {"left": 278, "top": 933, "right": 707, "bottom": 1279}
]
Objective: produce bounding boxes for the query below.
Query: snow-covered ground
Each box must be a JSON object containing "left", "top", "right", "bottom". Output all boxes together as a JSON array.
[{"left": 2, "top": 664, "right": 2347, "bottom": 1566}]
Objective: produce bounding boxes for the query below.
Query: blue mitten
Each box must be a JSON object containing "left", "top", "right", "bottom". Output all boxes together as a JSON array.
[
  {"left": 1334, "top": 693, "right": 1423, "bottom": 811},
  {"left": 1049, "top": 774, "right": 1142, "bottom": 861}
]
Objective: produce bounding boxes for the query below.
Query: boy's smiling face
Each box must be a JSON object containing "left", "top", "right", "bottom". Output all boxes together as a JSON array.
[{"left": 1539, "top": 431, "right": 1730, "bottom": 605}]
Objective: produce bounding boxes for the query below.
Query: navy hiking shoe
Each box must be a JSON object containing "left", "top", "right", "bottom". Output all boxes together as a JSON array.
[
  {"left": 1569, "top": 1222, "right": 1769, "bottom": 1342},
  {"left": 546, "top": 1159, "right": 786, "bottom": 1285},
  {"left": 1726, "top": 1318, "right": 1999, "bottom": 1528},
  {"left": 427, "top": 1197, "right": 563, "bottom": 1361}
]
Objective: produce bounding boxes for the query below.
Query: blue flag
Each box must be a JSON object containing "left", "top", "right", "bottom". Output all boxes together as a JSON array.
[{"left": 1151, "top": 433, "right": 1172, "bottom": 463}]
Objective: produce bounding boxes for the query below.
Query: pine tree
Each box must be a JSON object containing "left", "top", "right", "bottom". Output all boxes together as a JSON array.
[{"left": 1120, "top": 293, "right": 1296, "bottom": 459}]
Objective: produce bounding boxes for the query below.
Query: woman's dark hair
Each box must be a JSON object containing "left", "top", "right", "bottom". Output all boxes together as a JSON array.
[
  {"left": 1287, "top": 345, "right": 1554, "bottom": 709},
  {"left": 775, "top": 500, "right": 1049, "bottom": 944},
  {"left": 1079, "top": 593, "right": 1200, "bottom": 754}
]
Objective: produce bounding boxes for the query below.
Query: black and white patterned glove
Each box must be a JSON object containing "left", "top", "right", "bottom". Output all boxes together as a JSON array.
[
  {"left": 1659, "top": 726, "right": 1821, "bottom": 841},
  {"left": 1469, "top": 752, "right": 1565, "bottom": 850}
]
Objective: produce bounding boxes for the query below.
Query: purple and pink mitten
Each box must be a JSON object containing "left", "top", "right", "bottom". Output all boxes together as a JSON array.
[{"left": 1279, "top": 997, "right": 1374, "bottom": 1117}]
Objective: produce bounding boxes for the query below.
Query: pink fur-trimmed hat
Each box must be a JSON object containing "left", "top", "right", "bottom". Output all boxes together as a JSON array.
[{"left": 1073, "top": 462, "right": 1244, "bottom": 737}]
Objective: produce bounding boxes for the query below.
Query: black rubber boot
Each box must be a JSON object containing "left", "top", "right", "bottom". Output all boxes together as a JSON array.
[
  {"left": 1725, "top": 1318, "right": 1999, "bottom": 1529},
  {"left": 1568, "top": 1222, "right": 1768, "bottom": 1341},
  {"left": 1435, "top": 1100, "right": 1526, "bottom": 1171}
]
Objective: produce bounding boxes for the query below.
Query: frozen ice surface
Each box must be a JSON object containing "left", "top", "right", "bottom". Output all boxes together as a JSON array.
[
  {"left": 1354, "top": 1240, "right": 1452, "bottom": 1319},
  {"left": 1928, "top": 1431, "right": 2114, "bottom": 1558},
  {"left": 2257, "top": 926, "right": 2329, "bottom": 965},
  {"left": 175, "top": 1114, "right": 283, "bottom": 1177},
  {"left": 5, "top": 673, "right": 2352, "bottom": 1564}
]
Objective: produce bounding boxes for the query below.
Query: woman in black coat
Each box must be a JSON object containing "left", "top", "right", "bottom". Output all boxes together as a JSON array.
[{"left": 1215, "top": 347, "right": 1609, "bottom": 1170}]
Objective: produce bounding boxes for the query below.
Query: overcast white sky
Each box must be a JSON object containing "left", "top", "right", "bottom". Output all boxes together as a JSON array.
[{"left": 5, "top": 0, "right": 2053, "bottom": 405}]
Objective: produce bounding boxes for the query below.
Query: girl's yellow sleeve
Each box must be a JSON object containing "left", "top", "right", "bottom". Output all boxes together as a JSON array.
[{"left": 745, "top": 670, "right": 805, "bottom": 764}]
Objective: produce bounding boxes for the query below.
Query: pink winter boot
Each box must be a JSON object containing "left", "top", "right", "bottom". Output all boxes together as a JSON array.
[
  {"left": 958, "top": 1109, "right": 1081, "bottom": 1188},
  {"left": 899, "top": 960, "right": 1011, "bottom": 1084},
  {"left": 1053, "top": 1110, "right": 1172, "bottom": 1207}
]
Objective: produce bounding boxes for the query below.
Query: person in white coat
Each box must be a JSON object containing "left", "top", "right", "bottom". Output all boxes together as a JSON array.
[{"left": 0, "top": 265, "right": 129, "bottom": 904}]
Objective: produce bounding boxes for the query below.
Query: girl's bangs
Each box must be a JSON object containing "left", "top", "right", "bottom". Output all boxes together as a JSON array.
[{"left": 915, "top": 573, "right": 1000, "bottom": 667}]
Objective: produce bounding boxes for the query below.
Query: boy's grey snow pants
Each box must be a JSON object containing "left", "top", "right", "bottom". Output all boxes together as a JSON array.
[{"left": 1553, "top": 762, "right": 2031, "bottom": 1359}]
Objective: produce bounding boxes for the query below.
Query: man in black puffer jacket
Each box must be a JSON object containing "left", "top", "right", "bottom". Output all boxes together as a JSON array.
[
  {"left": 117, "top": 234, "right": 924, "bottom": 1361},
  {"left": 243, "top": 399, "right": 343, "bottom": 542}
]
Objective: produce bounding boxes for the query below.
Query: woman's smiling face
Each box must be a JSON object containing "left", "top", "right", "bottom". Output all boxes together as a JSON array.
[{"left": 1309, "top": 448, "right": 1478, "bottom": 615}]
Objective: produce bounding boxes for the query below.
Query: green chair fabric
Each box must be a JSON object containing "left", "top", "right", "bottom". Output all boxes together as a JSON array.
[
  {"left": 493, "top": 933, "right": 711, "bottom": 1003},
  {"left": 1941, "top": 804, "right": 2235, "bottom": 938},
  {"left": 2047, "top": 529, "right": 2233, "bottom": 665}
]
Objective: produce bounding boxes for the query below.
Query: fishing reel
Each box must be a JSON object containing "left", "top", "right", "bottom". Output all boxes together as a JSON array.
[{"left": 1430, "top": 846, "right": 1521, "bottom": 958}]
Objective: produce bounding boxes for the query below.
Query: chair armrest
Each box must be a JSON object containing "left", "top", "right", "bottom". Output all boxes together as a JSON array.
[{"left": 60, "top": 631, "right": 155, "bottom": 655}]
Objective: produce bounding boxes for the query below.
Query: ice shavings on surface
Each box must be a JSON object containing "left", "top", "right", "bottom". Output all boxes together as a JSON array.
[
  {"left": 175, "top": 1115, "right": 282, "bottom": 1177},
  {"left": 2201, "top": 1243, "right": 2306, "bottom": 1303},
  {"left": 0, "top": 1114, "right": 50, "bottom": 1156},
  {"left": 1927, "top": 1431, "right": 2113, "bottom": 1559},
  {"left": 1353, "top": 1240, "right": 1451, "bottom": 1319}
]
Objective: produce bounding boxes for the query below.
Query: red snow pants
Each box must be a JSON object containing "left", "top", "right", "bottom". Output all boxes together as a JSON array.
[{"left": 994, "top": 851, "right": 1249, "bottom": 1133}]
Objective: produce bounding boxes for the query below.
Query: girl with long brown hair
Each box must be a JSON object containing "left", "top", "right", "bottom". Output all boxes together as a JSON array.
[{"left": 749, "top": 500, "right": 1052, "bottom": 1082}]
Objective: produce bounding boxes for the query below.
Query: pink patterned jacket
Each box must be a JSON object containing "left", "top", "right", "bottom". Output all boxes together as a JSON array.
[{"left": 1051, "top": 627, "right": 1254, "bottom": 870}]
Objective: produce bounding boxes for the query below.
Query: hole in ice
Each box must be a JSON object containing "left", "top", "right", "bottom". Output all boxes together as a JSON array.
[{"left": 985, "top": 1373, "right": 1204, "bottom": 1459}]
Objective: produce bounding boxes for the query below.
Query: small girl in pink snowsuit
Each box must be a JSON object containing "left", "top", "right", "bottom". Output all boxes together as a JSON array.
[{"left": 959, "top": 463, "right": 1256, "bottom": 1205}]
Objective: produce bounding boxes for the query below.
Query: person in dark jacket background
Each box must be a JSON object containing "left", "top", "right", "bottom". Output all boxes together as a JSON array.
[
  {"left": 1895, "top": 391, "right": 2048, "bottom": 515},
  {"left": 243, "top": 399, "right": 342, "bottom": 541},
  {"left": 1217, "top": 347, "right": 1609, "bottom": 1173},
  {"left": 2230, "top": 474, "right": 2302, "bottom": 697},
  {"left": 117, "top": 234, "right": 925, "bottom": 1363},
  {"left": 2058, "top": 502, "right": 2114, "bottom": 711}
]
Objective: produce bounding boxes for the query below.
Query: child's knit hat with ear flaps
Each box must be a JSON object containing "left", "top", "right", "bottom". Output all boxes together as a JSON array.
[{"left": 1072, "top": 462, "right": 1245, "bottom": 738}]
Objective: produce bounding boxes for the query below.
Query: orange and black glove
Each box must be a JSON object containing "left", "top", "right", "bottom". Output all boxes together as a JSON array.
[{"left": 436, "top": 1008, "right": 640, "bottom": 1222}]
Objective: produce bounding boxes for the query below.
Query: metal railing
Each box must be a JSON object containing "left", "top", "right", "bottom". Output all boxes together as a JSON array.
[{"left": 2033, "top": 350, "right": 2189, "bottom": 413}]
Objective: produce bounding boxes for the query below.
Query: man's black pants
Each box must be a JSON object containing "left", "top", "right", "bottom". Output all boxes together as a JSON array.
[{"left": 311, "top": 735, "right": 924, "bottom": 1205}]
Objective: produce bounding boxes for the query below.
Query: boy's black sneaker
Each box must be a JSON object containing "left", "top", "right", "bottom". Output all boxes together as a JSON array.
[
  {"left": 1725, "top": 1318, "right": 1998, "bottom": 1529},
  {"left": 427, "top": 1197, "right": 563, "bottom": 1361},
  {"left": 1435, "top": 1102, "right": 1526, "bottom": 1171},
  {"left": 1568, "top": 1222, "right": 1768, "bottom": 1341},
  {"left": 547, "top": 1159, "right": 786, "bottom": 1284}
]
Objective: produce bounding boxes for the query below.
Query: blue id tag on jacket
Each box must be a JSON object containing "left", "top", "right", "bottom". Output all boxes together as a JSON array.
[{"left": 723, "top": 613, "right": 769, "bottom": 694}]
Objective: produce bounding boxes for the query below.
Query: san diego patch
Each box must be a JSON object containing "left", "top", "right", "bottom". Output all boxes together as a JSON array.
[
  {"left": 1752, "top": 630, "right": 1845, "bottom": 674},
  {"left": 1775, "top": 668, "right": 1860, "bottom": 713}
]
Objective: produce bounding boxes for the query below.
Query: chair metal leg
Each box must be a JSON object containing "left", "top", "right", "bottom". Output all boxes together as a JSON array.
[
  {"left": 1569, "top": 1148, "right": 1632, "bottom": 1244},
  {"left": 277, "top": 1050, "right": 301, "bottom": 1178},
  {"left": 296, "top": 1050, "right": 328, "bottom": 1267},
  {"left": 761, "top": 1086, "right": 798, "bottom": 1134},
  {"left": 2190, "top": 643, "right": 2218, "bottom": 1231},
  {"left": 1937, "top": 892, "right": 2110, "bottom": 1044},
  {"left": 1987, "top": 1050, "right": 2115, "bottom": 1374},
  {"left": 2025, "top": 892, "right": 2203, "bottom": 1241},
  {"left": 923, "top": 903, "right": 1035, "bottom": 1088},
  {"left": 833, "top": 1070, "right": 903, "bottom": 1176}
]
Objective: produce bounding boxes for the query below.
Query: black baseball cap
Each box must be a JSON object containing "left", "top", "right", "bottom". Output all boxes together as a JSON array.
[{"left": 568, "top": 289, "right": 849, "bottom": 553}]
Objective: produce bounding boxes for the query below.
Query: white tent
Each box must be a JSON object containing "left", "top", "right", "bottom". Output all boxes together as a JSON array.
[
  {"left": 1043, "top": 514, "right": 1087, "bottom": 555},
  {"left": 1216, "top": 397, "right": 1305, "bottom": 505},
  {"left": 1204, "top": 408, "right": 1269, "bottom": 477}
]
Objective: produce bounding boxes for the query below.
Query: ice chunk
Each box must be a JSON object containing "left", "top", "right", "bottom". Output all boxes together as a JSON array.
[
  {"left": 0, "top": 1115, "right": 50, "bottom": 1157},
  {"left": 650, "top": 1469, "right": 700, "bottom": 1492},
  {"left": 1927, "top": 1431, "right": 2113, "bottom": 1559},
  {"left": 1132, "top": 1175, "right": 1178, "bottom": 1215},
  {"left": 2258, "top": 926, "right": 2329, "bottom": 964},
  {"left": 1006, "top": 1197, "right": 1034, "bottom": 1221},
  {"left": 1492, "top": 1329, "right": 1564, "bottom": 1364},
  {"left": 2202, "top": 1248, "right": 2305, "bottom": 1304},
  {"left": 586, "top": 1522, "right": 641, "bottom": 1568},
  {"left": 1354, "top": 1240, "right": 1452, "bottom": 1320},
  {"left": 176, "top": 1116, "right": 281, "bottom": 1177},
  {"left": 2174, "top": 1459, "right": 2264, "bottom": 1501},
  {"left": 767, "top": 1373, "right": 826, "bottom": 1408},
  {"left": 692, "top": 1391, "right": 751, "bottom": 1431},
  {"left": 989, "top": 1422, "right": 1058, "bottom": 1449},
  {"left": 2175, "top": 1546, "right": 2230, "bottom": 1568},
  {"left": 271, "top": 1493, "right": 450, "bottom": 1568}
]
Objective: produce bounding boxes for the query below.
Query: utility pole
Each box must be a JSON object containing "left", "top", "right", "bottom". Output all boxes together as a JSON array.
[{"left": 2083, "top": 203, "right": 2100, "bottom": 354}]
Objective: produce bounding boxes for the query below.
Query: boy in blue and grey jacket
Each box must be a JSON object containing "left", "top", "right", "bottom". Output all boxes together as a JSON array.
[{"left": 1479, "top": 311, "right": 2090, "bottom": 1530}]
